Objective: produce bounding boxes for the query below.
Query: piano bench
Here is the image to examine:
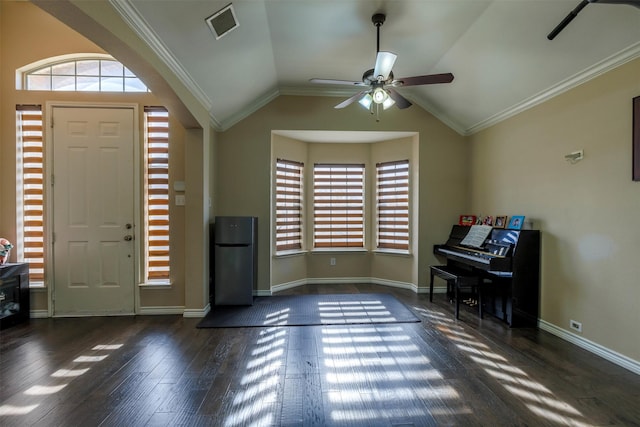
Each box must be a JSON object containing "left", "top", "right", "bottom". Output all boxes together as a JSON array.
[{"left": 429, "top": 265, "right": 483, "bottom": 320}]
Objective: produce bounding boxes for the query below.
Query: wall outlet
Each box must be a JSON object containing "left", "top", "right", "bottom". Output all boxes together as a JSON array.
[
  {"left": 570, "top": 319, "right": 582, "bottom": 333},
  {"left": 330, "top": 257, "right": 336, "bottom": 266}
]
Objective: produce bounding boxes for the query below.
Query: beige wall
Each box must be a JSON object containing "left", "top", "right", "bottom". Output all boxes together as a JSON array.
[
  {"left": 0, "top": 2, "right": 189, "bottom": 312},
  {"left": 217, "top": 95, "right": 469, "bottom": 293},
  {"left": 469, "top": 57, "right": 640, "bottom": 361}
]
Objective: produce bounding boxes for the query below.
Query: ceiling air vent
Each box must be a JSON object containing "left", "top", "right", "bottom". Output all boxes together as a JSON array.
[{"left": 205, "top": 3, "right": 239, "bottom": 40}]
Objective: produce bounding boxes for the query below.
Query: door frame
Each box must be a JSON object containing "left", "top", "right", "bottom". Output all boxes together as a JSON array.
[{"left": 45, "top": 101, "right": 142, "bottom": 317}]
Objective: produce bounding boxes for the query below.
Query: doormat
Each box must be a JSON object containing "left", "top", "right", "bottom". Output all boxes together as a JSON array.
[{"left": 197, "top": 293, "right": 420, "bottom": 328}]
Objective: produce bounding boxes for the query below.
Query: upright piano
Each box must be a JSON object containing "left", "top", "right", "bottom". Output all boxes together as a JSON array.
[{"left": 434, "top": 225, "right": 540, "bottom": 327}]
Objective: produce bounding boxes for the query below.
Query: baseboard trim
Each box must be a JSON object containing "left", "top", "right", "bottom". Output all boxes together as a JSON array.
[
  {"left": 30, "top": 310, "right": 49, "bottom": 318},
  {"left": 182, "top": 303, "right": 210, "bottom": 318},
  {"left": 271, "top": 277, "right": 428, "bottom": 294},
  {"left": 370, "top": 278, "right": 419, "bottom": 293},
  {"left": 270, "top": 279, "right": 308, "bottom": 294},
  {"left": 538, "top": 319, "right": 640, "bottom": 375},
  {"left": 305, "top": 277, "right": 373, "bottom": 285}
]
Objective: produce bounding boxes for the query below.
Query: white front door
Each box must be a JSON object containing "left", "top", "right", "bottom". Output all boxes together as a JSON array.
[{"left": 52, "top": 106, "right": 135, "bottom": 316}]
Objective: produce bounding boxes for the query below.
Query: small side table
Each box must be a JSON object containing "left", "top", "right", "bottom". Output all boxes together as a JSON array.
[{"left": 0, "top": 263, "right": 30, "bottom": 329}]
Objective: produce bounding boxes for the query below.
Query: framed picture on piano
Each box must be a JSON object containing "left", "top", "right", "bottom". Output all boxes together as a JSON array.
[
  {"left": 507, "top": 215, "right": 525, "bottom": 230},
  {"left": 494, "top": 216, "right": 507, "bottom": 228},
  {"left": 459, "top": 215, "right": 477, "bottom": 226}
]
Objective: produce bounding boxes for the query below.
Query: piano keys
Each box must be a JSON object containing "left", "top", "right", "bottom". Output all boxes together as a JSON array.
[{"left": 434, "top": 225, "right": 540, "bottom": 327}]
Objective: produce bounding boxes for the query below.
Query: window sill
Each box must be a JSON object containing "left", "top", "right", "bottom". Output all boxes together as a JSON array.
[
  {"left": 372, "top": 249, "right": 412, "bottom": 257},
  {"left": 139, "top": 281, "right": 172, "bottom": 289},
  {"left": 311, "top": 248, "right": 368, "bottom": 254},
  {"left": 275, "top": 250, "right": 308, "bottom": 258}
]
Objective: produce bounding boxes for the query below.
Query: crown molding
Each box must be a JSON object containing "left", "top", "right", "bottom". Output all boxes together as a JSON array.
[
  {"left": 109, "top": 0, "right": 212, "bottom": 111},
  {"left": 465, "top": 41, "right": 640, "bottom": 136},
  {"left": 215, "top": 88, "right": 281, "bottom": 131},
  {"left": 409, "top": 97, "right": 468, "bottom": 136}
]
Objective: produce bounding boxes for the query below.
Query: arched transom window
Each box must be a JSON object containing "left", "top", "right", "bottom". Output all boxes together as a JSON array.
[{"left": 20, "top": 54, "right": 148, "bottom": 92}]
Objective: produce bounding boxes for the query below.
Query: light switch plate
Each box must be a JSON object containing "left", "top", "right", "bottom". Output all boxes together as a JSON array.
[{"left": 175, "top": 195, "right": 186, "bottom": 206}]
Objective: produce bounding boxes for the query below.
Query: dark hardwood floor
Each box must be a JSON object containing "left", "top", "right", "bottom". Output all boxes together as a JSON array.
[{"left": 1, "top": 283, "right": 639, "bottom": 426}]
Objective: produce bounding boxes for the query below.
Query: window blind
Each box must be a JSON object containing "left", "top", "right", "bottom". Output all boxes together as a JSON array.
[
  {"left": 276, "top": 159, "right": 304, "bottom": 252},
  {"left": 376, "top": 160, "right": 410, "bottom": 251},
  {"left": 144, "top": 107, "right": 170, "bottom": 281},
  {"left": 313, "top": 163, "right": 365, "bottom": 248},
  {"left": 17, "top": 105, "right": 45, "bottom": 283}
]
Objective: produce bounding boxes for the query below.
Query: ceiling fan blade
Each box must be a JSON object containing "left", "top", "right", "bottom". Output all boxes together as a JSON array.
[
  {"left": 547, "top": 0, "right": 589, "bottom": 40},
  {"left": 334, "top": 90, "right": 369, "bottom": 109},
  {"left": 395, "top": 73, "right": 454, "bottom": 87},
  {"left": 386, "top": 88, "right": 412, "bottom": 109},
  {"left": 309, "top": 78, "right": 365, "bottom": 86},
  {"left": 373, "top": 51, "right": 397, "bottom": 81},
  {"left": 591, "top": 0, "right": 640, "bottom": 8},
  {"left": 547, "top": 0, "right": 640, "bottom": 40}
]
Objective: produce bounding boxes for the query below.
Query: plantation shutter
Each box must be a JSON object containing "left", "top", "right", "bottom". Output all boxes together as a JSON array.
[
  {"left": 144, "top": 107, "right": 170, "bottom": 281},
  {"left": 313, "top": 163, "right": 365, "bottom": 248},
  {"left": 376, "top": 160, "right": 410, "bottom": 251},
  {"left": 276, "top": 159, "right": 304, "bottom": 252},
  {"left": 17, "top": 105, "right": 45, "bottom": 283}
]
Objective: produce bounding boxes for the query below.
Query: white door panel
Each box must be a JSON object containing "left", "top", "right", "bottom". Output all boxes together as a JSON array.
[{"left": 52, "top": 106, "right": 135, "bottom": 316}]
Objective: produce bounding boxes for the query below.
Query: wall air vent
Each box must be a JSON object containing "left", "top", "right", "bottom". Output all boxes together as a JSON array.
[{"left": 205, "top": 3, "right": 239, "bottom": 40}]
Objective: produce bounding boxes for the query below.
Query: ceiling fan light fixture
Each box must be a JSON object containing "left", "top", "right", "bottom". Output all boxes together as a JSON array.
[
  {"left": 359, "top": 93, "right": 373, "bottom": 109},
  {"left": 372, "top": 87, "right": 387, "bottom": 104},
  {"left": 382, "top": 96, "right": 395, "bottom": 110}
]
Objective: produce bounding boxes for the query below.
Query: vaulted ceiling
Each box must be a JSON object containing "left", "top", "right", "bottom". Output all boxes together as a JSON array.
[{"left": 61, "top": 1, "right": 640, "bottom": 134}]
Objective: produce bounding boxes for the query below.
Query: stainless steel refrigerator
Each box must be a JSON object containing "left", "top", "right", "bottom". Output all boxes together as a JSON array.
[{"left": 213, "top": 216, "right": 257, "bottom": 305}]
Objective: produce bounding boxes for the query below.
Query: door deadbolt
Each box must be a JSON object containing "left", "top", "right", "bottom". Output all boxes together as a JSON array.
[{"left": 126, "top": 223, "right": 133, "bottom": 229}]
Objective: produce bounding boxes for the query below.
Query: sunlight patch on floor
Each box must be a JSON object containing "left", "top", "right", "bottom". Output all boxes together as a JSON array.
[
  {"left": 321, "top": 323, "right": 470, "bottom": 424},
  {"left": 0, "top": 341, "right": 124, "bottom": 419},
  {"left": 224, "top": 307, "right": 290, "bottom": 427},
  {"left": 24, "top": 384, "right": 67, "bottom": 396},
  {"left": 0, "top": 404, "right": 39, "bottom": 416},
  {"left": 426, "top": 308, "right": 595, "bottom": 427}
]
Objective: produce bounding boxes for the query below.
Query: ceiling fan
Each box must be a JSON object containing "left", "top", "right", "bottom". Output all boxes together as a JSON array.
[
  {"left": 548, "top": 0, "right": 640, "bottom": 40},
  {"left": 309, "top": 13, "right": 454, "bottom": 114}
]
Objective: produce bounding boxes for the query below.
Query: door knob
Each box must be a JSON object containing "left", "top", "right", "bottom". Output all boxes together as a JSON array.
[{"left": 124, "top": 235, "right": 133, "bottom": 241}]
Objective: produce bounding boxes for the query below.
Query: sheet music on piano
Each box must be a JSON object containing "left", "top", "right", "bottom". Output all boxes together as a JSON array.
[{"left": 460, "top": 225, "right": 492, "bottom": 248}]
